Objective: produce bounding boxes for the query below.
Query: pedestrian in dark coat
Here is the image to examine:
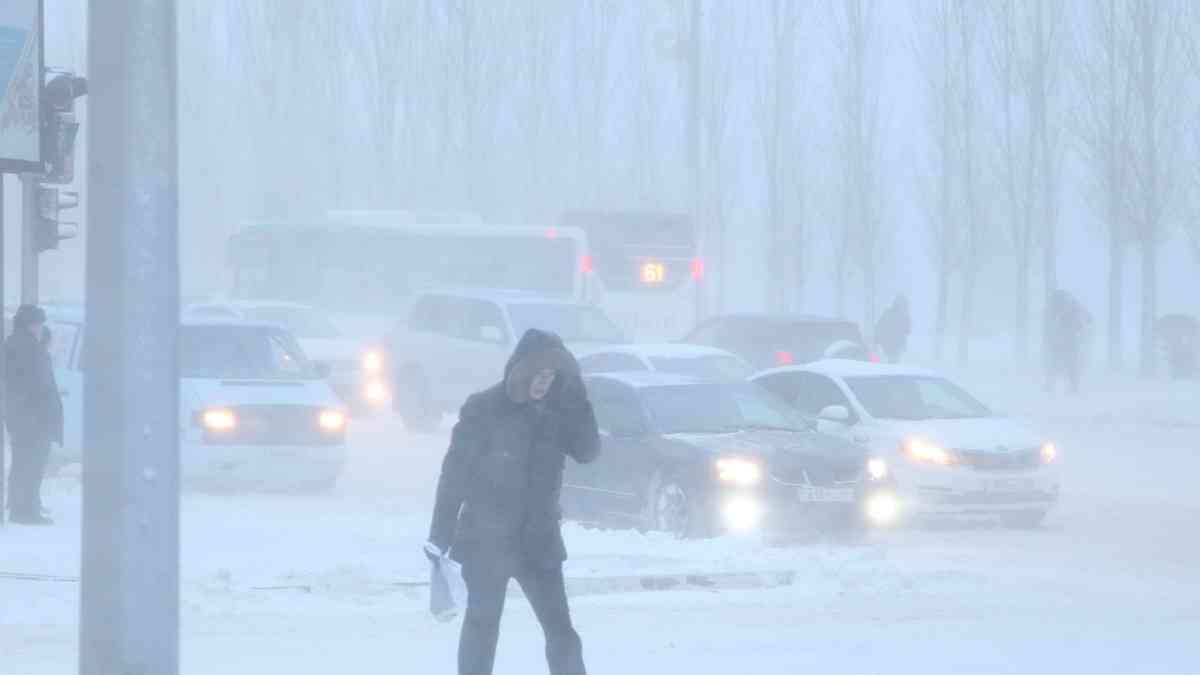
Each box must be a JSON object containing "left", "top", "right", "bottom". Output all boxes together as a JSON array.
[
  {"left": 4, "top": 305, "right": 63, "bottom": 525},
  {"left": 1044, "top": 290, "right": 1088, "bottom": 394},
  {"left": 427, "top": 328, "right": 600, "bottom": 675},
  {"left": 875, "top": 295, "right": 912, "bottom": 363}
]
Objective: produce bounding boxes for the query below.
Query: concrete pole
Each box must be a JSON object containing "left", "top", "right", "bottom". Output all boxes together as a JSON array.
[
  {"left": 20, "top": 174, "right": 38, "bottom": 304},
  {"left": 80, "top": 2, "right": 179, "bottom": 674},
  {"left": 0, "top": 174, "right": 6, "bottom": 527}
]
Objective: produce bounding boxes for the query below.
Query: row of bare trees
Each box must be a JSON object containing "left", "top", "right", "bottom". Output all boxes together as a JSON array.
[{"left": 913, "top": 0, "right": 1196, "bottom": 374}]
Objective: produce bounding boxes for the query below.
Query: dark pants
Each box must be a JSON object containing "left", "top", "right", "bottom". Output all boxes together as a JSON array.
[
  {"left": 458, "top": 562, "right": 585, "bottom": 675},
  {"left": 1045, "top": 354, "right": 1080, "bottom": 394},
  {"left": 7, "top": 438, "right": 50, "bottom": 518}
]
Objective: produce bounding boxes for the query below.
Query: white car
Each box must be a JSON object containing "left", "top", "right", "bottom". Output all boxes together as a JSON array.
[
  {"left": 576, "top": 343, "right": 753, "bottom": 380},
  {"left": 752, "top": 360, "right": 1060, "bottom": 526},
  {"left": 384, "top": 289, "right": 626, "bottom": 431},
  {"left": 184, "top": 300, "right": 390, "bottom": 414},
  {"left": 43, "top": 307, "right": 348, "bottom": 492}
]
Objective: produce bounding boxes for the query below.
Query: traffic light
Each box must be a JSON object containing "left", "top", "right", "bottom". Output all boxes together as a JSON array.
[
  {"left": 41, "top": 73, "right": 88, "bottom": 185},
  {"left": 35, "top": 186, "right": 80, "bottom": 253}
]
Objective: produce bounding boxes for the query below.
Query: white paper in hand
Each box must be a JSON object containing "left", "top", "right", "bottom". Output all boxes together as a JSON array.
[{"left": 429, "top": 555, "right": 466, "bottom": 622}]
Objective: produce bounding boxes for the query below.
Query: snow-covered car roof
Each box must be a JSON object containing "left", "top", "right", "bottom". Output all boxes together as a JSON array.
[
  {"left": 184, "top": 299, "right": 318, "bottom": 314},
  {"left": 752, "top": 359, "right": 939, "bottom": 380},
  {"left": 574, "top": 343, "right": 744, "bottom": 360},
  {"left": 415, "top": 287, "right": 586, "bottom": 307},
  {"left": 584, "top": 371, "right": 716, "bottom": 389}
]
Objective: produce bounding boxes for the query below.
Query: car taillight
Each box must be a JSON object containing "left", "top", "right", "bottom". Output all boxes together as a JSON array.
[
  {"left": 774, "top": 350, "right": 794, "bottom": 366},
  {"left": 581, "top": 255, "right": 593, "bottom": 275},
  {"left": 869, "top": 351, "right": 881, "bottom": 363}
]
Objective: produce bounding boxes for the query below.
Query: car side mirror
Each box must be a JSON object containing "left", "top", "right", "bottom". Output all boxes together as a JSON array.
[
  {"left": 313, "top": 362, "right": 332, "bottom": 379},
  {"left": 480, "top": 325, "right": 505, "bottom": 344},
  {"left": 818, "top": 404, "right": 852, "bottom": 424}
]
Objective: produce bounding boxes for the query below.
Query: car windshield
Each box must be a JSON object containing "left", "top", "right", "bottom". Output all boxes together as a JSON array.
[
  {"left": 242, "top": 307, "right": 341, "bottom": 339},
  {"left": 507, "top": 304, "right": 626, "bottom": 344},
  {"left": 180, "top": 325, "right": 315, "bottom": 380},
  {"left": 844, "top": 375, "right": 992, "bottom": 420},
  {"left": 640, "top": 383, "right": 809, "bottom": 435},
  {"left": 649, "top": 355, "right": 753, "bottom": 380}
]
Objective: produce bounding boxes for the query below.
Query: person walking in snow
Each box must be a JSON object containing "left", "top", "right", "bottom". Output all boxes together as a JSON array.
[
  {"left": 426, "top": 329, "right": 600, "bottom": 675},
  {"left": 4, "top": 305, "right": 63, "bottom": 525},
  {"left": 874, "top": 295, "right": 912, "bottom": 363},
  {"left": 1044, "top": 290, "right": 1088, "bottom": 394}
]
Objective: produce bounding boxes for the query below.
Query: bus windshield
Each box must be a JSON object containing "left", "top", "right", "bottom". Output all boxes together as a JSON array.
[{"left": 231, "top": 226, "right": 580, "bottom": 313}]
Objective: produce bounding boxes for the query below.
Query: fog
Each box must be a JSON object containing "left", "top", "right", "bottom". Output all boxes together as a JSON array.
[
  {"left": 3, "top": 2, "right": 1200, "bottom": 674},
  {"left": 5, "top": 0, "right": 1197, "bottom": 363}
]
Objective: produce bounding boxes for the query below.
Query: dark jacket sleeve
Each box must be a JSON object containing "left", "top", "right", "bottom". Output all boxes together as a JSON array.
[
  {"left": 428, "top": 395, "right": 485, "bottom": 552},
  {"left": 560, "top": 397, "right": 600, "bottom": 464}
]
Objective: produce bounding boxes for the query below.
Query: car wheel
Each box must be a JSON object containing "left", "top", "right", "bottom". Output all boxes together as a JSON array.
[
  {"left": 394, "top": 365, "right": 440, "bottom": 433},
  {"left": 646, "top": 472, "right": 710, "bottom": 539},
  {"left": 1003, "top": 510, "right": 1048, "bottom": 529}
]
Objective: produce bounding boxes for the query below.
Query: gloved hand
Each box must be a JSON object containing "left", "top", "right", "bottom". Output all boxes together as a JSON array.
[{"left": 424, "top": 541, "right": 448, "bottom": 563}]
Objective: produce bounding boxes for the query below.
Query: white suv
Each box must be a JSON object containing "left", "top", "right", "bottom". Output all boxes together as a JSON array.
[{"left": 384, "top": 289, "right": 625, "bottom": 431}]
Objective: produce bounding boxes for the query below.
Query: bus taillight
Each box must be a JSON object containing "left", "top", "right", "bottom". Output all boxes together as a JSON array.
[
  {"left": 581, "top": 255, "right": 593, "bottom": 275},
  {"left": 690, "top": 257, "right": 705, "bottom": 281}
]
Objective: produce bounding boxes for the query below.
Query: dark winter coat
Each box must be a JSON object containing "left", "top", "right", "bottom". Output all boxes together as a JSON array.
[
  {"left": 1045, "top": 291, "right": 1087, "bottom": 358},
  {"left": 875, "top": 298, "right": 911, "bottom": 358},
  {"left": 428, "top": 329, "right": 600, "bottom": 575},
  {"left": 4, "top": 330, "right": 64, "bottom": 446}
]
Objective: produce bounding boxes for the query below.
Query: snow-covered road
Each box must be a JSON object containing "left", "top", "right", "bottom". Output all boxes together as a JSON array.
[{"left": 3, "top": 368, "right": 1198, "bottom": 674}]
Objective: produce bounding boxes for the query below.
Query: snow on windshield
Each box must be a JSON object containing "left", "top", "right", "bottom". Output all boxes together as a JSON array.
[
  {"left": 650, "top": 355, "right": 753, "bottom": 380},
  {"left": 508, "top": 304, "right": 626, "bottom": 344},
  {"left": 642, "top": 383, "right": 807, "bottom": 434},
  {"left": 844, "top": 375, "right": 992, "bottom": 420},
  {"left": 180, "top": 325, "right": 313, "bottom": 379}
]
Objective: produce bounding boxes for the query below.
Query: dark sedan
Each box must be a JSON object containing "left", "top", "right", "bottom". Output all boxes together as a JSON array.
[{"left": 564, "top": 372, "right": 892, "bottom": 539}]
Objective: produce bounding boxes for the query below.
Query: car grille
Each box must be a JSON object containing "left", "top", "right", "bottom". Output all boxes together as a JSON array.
[
  {"left": 955, "top": 448, "right": 1041, "bottom": 472},
  {"left": 770, "top": 460, "right": 862, "bottom": 487},
  {"left": 205, "top": 405, "right": 343, "bottom": 446}
]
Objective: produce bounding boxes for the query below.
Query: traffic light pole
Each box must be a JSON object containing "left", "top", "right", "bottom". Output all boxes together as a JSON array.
[
  {"left": 20, "top": 174, "right": 38, "bottom": 304},
  {"left": 0, "top": 175, "right": 6, "bottom": 528},
  {"left": 80, "top": 2, "right": 179, "bottom": 674}
]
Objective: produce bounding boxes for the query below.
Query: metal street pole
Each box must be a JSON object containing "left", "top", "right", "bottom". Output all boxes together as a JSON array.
[
  {"left": 80, "top": 2, "right": 179, "bottom": 674},
  {"left": 20, "top": 174, "right": 38, "bottom": 304},
  {"left": 1, "top": 174, "right": 6, "bottom": 527}
]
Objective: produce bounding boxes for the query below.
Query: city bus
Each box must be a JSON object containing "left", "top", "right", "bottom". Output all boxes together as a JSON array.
[
  {"left": 560, "top": 210, "right": 701, "bottom": 341},
  {"left": 228, "top": 219, "right": 592, "bottom": 336}
]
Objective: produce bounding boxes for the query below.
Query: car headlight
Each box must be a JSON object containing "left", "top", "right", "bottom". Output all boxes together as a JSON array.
[
  {"left": 904, "top": 438, "right": 955, "bottom": 466},
  {"left": 1040, "top": 442, "right": 1057, "bottom": 464},
  {"left": 867, "top": 457, "right": 888, "bottom": 480},
  {"left": 319, "top": 409, "right": 347, "bottom": 432},
  {"left": 362, "top": 350, "right": 384, "bottom": 374},
  {"left": 365, "top": 380, "right": 389, "bottom": 403},
  {"left": 200, "top": 408, "right": 237, "bottom": 432},
  {"left": 715, "top": 457, "right": 763, "bottom": 486}
]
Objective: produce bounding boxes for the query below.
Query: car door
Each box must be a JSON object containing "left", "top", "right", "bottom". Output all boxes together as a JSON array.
[
  {"left": 47, "top": 320, "right": 83, "bottom": 464},
  {"left": 580, "top": 379, "right": 655, "bottom": 523},
  {"left": 459, "top": 299, "right": 513, "bottom": 390}
]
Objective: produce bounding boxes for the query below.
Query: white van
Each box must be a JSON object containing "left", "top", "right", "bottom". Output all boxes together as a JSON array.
[{"left": 31, "top": 306, "right": 348, "bottom": 492}]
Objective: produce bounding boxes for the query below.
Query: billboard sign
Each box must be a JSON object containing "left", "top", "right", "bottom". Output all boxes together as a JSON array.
[{"left": 0, "top": 0, "right": 42, "bottom": 172}]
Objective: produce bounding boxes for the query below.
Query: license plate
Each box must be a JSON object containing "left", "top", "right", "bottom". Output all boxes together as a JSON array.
[
  {"left": 984, "top": 477, "right": 1035, "bottom": 493},
  {"left": 796, "top": 486, "right": 856, "bottom": 503}
]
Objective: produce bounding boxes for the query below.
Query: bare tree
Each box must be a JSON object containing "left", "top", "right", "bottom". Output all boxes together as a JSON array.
[
  {"left": 955, "top": 0, "right": 985, "bottom": 366},
  {"left": 568, "top": 0, "right": 619, "bottom": 206},
  {"left": 831, "top": 0, "right": 887, "bottom": 330},
  {"left": 755, "top": 0, "right": 808, "bottom": 313},
  {"left": 911, "top": 0, "right": 961, "bottom": 360},
  {"left": 1124, "top": 0, "right": 1187, "bottom": 375},
  {"left": 1074, "top": 0, "right": 1135, "bottom": 371},
  {"left": 700, "top": 4, "right": 747, "bottom": 314}
]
